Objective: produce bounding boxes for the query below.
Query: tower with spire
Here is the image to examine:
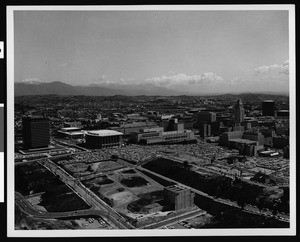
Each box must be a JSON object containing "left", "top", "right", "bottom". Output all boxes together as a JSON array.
[{"left": 234, "top": 99, "right": 245, "bottom": 123}]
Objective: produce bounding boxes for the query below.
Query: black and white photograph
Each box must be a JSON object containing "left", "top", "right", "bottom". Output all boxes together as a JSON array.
[{"left": 6, "top": 5, "right": 296, "bottom": 237}]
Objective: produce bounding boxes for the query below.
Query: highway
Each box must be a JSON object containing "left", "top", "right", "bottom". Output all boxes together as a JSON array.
[
  {"left": 38, "top": 159, "right": 135, "bottom": 229},
  {"left": 15, "top": 192, "right": 120, "bottom": 228},
  {"left": 15, "top": 153, "right": 289, "bottom": 229},
  {"left": 141, "top": 207, "right": 205, "bottom": 229},
  {"left": 15, "top": 150, "right": 91, "bottom": 166}
]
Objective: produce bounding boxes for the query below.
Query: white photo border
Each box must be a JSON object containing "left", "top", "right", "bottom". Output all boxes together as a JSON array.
[{"left": 7, "top": 4, "right": 296, "bottom": 237}]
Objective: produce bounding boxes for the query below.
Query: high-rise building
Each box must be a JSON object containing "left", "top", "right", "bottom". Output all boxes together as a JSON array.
[
  {"left": 234, "top": 99, "right": 245, "bottom": 123},
  {"left": 196, "top": 111, "right": 216, "bottom": 124},
  {"left": 199, "top": 123, "right": 208, "bottom": 138},
  {"left": 22, "top": 116, "right": 50, "bottom": 149},
  {"left": 262, "top": 100, "right": 275, "bottom": 116},
  {"left": 210, "top": 121, "right": 221, "bottom": 136}
]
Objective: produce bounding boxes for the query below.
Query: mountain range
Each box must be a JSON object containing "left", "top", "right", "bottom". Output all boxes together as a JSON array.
[
  {"left": 14, "top": 81, "right": 188, "bottom": 96},
  {"left": 14, "top": 81, "right": 288, "bottom": 96}
]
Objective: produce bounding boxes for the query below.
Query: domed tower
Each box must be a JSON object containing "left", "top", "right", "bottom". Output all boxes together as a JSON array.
[{"left": 234, "top": 99, "right": 245, "bottom": 123}]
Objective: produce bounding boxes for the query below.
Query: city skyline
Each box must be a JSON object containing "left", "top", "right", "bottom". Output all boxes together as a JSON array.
[{"left": 14, "top": 9, "right": 290, "bottom": 94}]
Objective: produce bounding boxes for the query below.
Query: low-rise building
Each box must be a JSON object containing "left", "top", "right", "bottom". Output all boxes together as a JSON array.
[
  {"left": 109, "top": 122, "right": 159, "bottom": 136},
  {"left": 277, "top": 110, "right": 289, "bottom": 119},
  {"left": 85, "top": 130, "right": 123, "bottom": 149},
  {"left": 57, "top": 127, "right": 85, "bottom": 140},
  {"left": 219, "top": 130, "right": 264, "bottom": 156},
  {"left": 130, "top": 127, "right": 196, "bottom": 145},
  {"left": 273, "top": 136, "right": 289, "bottom": 148},
  {"left": 259, "top": 150, "right": 280, "bottom": 157}
]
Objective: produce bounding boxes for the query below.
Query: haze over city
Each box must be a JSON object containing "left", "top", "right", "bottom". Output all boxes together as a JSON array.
[{"left": 14, "top": 10, "right": 289, "bottom": 94}]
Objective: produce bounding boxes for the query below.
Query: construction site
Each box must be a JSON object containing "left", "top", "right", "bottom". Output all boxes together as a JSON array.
[
  {"left": 15, "top": 138, "right": 290, "bottom": 229},
  {"left": 51, "top": 153, "right": 203, "bottom": 228}
]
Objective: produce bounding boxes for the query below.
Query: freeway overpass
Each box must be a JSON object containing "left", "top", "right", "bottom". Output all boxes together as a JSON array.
[{"left": 15, "top": 192, "right": 121, "bottom": 228}]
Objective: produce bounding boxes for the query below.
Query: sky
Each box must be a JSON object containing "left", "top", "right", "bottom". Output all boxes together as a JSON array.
[{"left": 14, "top": 10, "right": 290, "bottom": 94}]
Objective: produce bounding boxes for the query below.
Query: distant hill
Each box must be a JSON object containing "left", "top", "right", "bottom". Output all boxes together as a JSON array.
[
  {"left": 14, "top": 81, "right": 289, "bottom": 97},
  {"left": 15, "top": 81, "right": 184, "bottom": 96},
  {"left": 15, "top": 82, "right": 188, "bottom": 96},
  {"left": 15, "top": 81, "right": 81, "bottom": 96}
]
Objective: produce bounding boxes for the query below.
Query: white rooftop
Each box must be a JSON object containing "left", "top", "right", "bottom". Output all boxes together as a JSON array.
[
  {"left": 68, "top": 131, "right": 84, "bottom": 135},
  {"left": 58, "top": 130, "right": 84, "bottom": 135},
  {"left": 87, "top": 130, "right": 123, "bottom": 137},
  {"left": 61, "top": 127, "right": 80, "bottom": 131}
]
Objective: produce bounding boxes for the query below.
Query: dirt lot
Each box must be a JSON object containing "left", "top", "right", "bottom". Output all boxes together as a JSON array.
[
  {"left": 81, "top": 167, "right": 164, "bottom": 217},
  {"left": 62, "top": 160, "right": 124, "bottom": 178}
]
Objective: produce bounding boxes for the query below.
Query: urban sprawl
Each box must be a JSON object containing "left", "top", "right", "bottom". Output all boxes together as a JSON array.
[{"left": 14, "top": 94, "right": 290, "bottom": 230}]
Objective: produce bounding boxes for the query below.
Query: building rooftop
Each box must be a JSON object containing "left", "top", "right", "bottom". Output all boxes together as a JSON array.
[
  {"left": 61, "top": 127, "right": 81, "bottom": 131},
  {"left": 229, "top": 138, "right": 258, "bottom": 144},
  {"left": 260, "top": 150, "right": 278, "bottom": 155},
  {"left": 23, "top": 116, "right": 49, "bottom": 121},
  {"left": 163, "top": 130, "right": 193, "bottom": 135},
  {"left": 120, "top": 122, "right": 157, "bottom": 128},
  {"left": 87, "top": 130, "right": 123, "bottom": 137},
  {"left": 67, "top": 131, "right": 84, "bottom": 135},
  {"left": 165, "top": 184, "right": 188, "bottom": 192}
]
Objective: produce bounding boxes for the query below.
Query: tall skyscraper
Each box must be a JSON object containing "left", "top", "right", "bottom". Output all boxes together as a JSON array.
[
  {"left": 22, "top": 116, "right": 50, "bottom": 149},
  {"left": 262, "top": 100, "right": 275, "bottom": 116},
  {"left": 234, "top": 99, "right": 245, "bottom": 123},
  {"left": 196, "top": 111, "right": 216, "bottom": 123}
]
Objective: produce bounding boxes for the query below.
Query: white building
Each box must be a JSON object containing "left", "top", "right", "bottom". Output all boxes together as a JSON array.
[{"left": 85, "top": 130, "right": 123, "bottom": 148}]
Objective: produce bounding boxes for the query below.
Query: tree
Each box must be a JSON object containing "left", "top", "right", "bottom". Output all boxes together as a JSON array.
[
  {"left": 86, "top": 165, "right": 93, "bottom": 172},
  {"left": 236, "top": 190, "right": 247, "bottom": 209},
  {"left": 256, "top": 197, "right": 266, "bottom": 214},
  {"left": 271, "top": 199, "right": 280, "bottom": 217},
  {"left": 111, "top": 154, "right": 118, "bottom": 160},
  {"left": 211, "top": 155, "right": 216, "bottom": 164},
  {"left": 272, "top": 207, "right": 278, "bottom": 217}
]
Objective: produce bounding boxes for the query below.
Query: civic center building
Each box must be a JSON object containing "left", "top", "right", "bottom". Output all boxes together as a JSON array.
[{"left": 85, "top": 130, "right": 123, "bottom": 148}]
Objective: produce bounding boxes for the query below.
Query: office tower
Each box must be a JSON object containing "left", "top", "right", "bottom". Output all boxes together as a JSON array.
[
  {"left": 210, "top": 121, "right": 220, "bottom": 136},
  {"left": 196, "top": 111, "right": 217, "bottom": 123},
  {"left": 262, "top": 100, "right": 275, "bottom": 116},
  {"left": 22, "top": 116, "right": 50, "bottom": 149},
  {"left": 234, "top": 99, "right": 245, "bottom": 123}
]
